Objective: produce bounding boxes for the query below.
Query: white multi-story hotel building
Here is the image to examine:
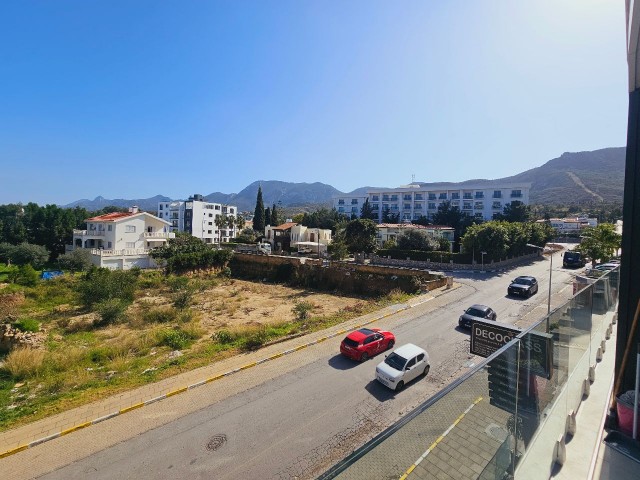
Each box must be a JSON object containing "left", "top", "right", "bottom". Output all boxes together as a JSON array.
[
  {"left": 333, "top": 183, "right": 531, "bottom": 223},
  {"left": 157, "top": 194, "right": 239, "bottom": 244}
]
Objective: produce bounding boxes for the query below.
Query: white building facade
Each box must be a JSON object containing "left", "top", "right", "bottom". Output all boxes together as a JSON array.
[
  {"left": 333, "top": 183, "right": 531, "bottom": 223},
  {"left": 375, "top": 223, "right": 455, "bottom": 248},
  {"left": 71, "top": 207, "right": 174, "bottom": 270},
  {"left": 158, "top": 194, "right": 239, "bottom": 244}
]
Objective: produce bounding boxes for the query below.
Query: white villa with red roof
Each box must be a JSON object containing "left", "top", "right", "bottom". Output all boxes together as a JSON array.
[{"left": 71, "top": 206, "right": 174, "bottom": 270}]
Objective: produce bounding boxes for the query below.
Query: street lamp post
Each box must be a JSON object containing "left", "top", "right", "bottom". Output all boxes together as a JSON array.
[
  {"left": 481, "top": 251, "right": 487, "bottom": 272},
  {"left": 527, "top": 243, "right": 553, "bottom": 315}
]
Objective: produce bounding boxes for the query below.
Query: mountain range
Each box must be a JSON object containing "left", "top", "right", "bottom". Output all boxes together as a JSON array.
[{"left": 63, "top": 147, "right": 626, "bottom": 212}]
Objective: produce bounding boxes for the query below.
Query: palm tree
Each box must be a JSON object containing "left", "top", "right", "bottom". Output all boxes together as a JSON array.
[
  {"left": 579, "top": 224, "right": 622, "bottom": 266},
  {"left": 214, "top": 214, "right": 228, "bottom": 242}
]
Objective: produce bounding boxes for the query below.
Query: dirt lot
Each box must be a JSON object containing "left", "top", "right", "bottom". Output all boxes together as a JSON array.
[{"left": 150, "top": 279, "right": 366, "bottom": 333}]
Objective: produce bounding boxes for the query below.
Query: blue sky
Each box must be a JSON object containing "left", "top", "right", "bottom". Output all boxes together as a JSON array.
[{"left": 0, "top": 1, "right": 628, "bottom": 205}]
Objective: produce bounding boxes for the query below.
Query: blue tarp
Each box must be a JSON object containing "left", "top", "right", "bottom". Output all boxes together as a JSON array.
[{"left": 41, "top": 270, "right": 64, "bottom": 280}]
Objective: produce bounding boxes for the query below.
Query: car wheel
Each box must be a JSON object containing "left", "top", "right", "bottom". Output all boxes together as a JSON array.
[
  {"left": 360, "top": 352, "right": 368, "bottom": 362},
  {"left": 387, "top": 340, "right": 395, "bottom": 350},
  {"left": 423, "top": 365, "right": 430, "bottom": 376},
  {"left": 395, "top": 381, "right": 405, "bottom": 392}
]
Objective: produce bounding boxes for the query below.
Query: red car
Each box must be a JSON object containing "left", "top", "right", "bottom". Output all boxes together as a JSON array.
[{"left": 340, "top": 328, "right": 396, "bottom": 361}]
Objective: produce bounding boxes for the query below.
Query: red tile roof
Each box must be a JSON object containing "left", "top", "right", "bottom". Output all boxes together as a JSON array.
[
  {"left": 273, "top": 222, "right": 298, "bottom": 230},
  {"left": 86, "top": 212, "right": 137, "bottom": 222}
]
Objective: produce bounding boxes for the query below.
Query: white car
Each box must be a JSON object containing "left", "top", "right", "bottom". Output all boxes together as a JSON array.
[{"left": 375, "top": 343, "right": 430, "bottom": 392}]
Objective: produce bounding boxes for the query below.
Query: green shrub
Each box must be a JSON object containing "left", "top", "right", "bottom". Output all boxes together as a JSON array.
[
  {"left": 240, "top": 328, "right": 268, "bottom": 351},
  {"left": 292, "top": 301, "right": 314, "bottom": 321},
  {"left": 142, "top": 306, "right": 178, "bottom": 323},
  {"left": 13, "top": 318, "right": 40, "bottom": 332},
  {"left": 94, "top": 299, "right": 128, "bottom": 327},
  {"left": 78, "top": 267, "right": 137, "bottom": 308},
  {"left": 137, "top": 270, "right": 164, "bottom": 289},
  {"left": 9, "top": 264, "right": 39, "bottom": 287},
  {"left": 3, "top": 347, "right": 46, "bottom": 379},
  {"left": 213, "top": 329, "right": 235, "bottom": 344},
  {"left": 167, "top": 275, "right": 191, "bottom": 292},
  {"left": 158, "top": 329, "right": 194, "bottom": 350},
  {"left": 173, "top": 289, "right": 194, "bottom": 310}
]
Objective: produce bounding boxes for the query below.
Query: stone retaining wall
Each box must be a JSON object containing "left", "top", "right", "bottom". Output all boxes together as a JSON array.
[{"left": 370, "top": 252, "right": 541, "bottom": 272}]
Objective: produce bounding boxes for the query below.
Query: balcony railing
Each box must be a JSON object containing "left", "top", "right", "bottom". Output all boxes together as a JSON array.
[
  {"left": 73, "top": 229, "right": 105, "bottom": 237},
  {"left": 90, "top": 248, "right": 150, "bottom": 257},
  {"left": 321, "top": 268, "right": 620, "bottom": 480},
  {"left": 143, "top": 232, "right": 175, "bottom": 239}
]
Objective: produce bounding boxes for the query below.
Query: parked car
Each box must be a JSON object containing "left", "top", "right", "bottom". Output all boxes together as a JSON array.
[
  {"left": 375, "top": 343, "right": 430, "bottom": 392},
  {"left": 458, "top": 304, "right": 497, "bottom": 329},
  {"left": 507, "top": 276, "right": 539, "bottom": 297},
  {"left": 593, "top": 263, "right": 619, "bottom": 272},
  {"left": 340, "top": 328, "right": 395, "bottom": 362},
  {"left": 562, "top": 251, "right": 586, "bottom": 268}
]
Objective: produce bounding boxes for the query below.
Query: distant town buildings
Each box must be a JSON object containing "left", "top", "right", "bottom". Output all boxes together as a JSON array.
[
  {"left": 70, "top": 206, "right": 174, "bottom": 270},
  {"left": 157, "top": 194, "right": 239, "bottom": 244},
  {"left": 333, "top": 183, "right": 531, "bottom": 223},
  {"left": 537, "top": 217, "right": 598, "bottom": 234},
  {"left": 375, "top": 223, "right": 455, "bottom": 248}
]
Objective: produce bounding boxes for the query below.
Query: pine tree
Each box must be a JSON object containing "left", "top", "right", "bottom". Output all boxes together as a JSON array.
[{"left": 253, "top": 186, "right": 265, "bottom": 232}]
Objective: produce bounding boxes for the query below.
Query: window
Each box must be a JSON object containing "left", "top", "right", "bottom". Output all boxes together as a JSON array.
[
  {"left": 414, "top": 203, "right": 422, "bottom": 209},
  {"left": 475, "top": 202, "right": 484, "bottom": 210},
  {"left": 351, "top": 207, "right": 358, "bottom": 213},
  {"left": 475, "top": 192, "right": 484, "bottom": 199},
  {"left": 417, "top": 353, "right": 425, "bottom": 362},
  {"left": 415, "top": 194, "right": 423, "bottom": 200},
  {"left": 338, "top": 207, "right": 344, "bottom": 212},
  {"left": 107, "top": 225, "right": 112, "bottom": 231},
  {"left": 511, "top": 190, "right": 522, "bottom": 198},
  {"left": 338, "top": 199, "right": 345, "bottom": 205},
  {"left": 439, "top": 193, "right": 447, "bottom": 199},
  {"left": 406, "top": 357, "right": 416, "bottom": 369},
  {"left": 107, "top": 242, "right": 112, "bottom": 249},
  {"left": 382, "top": 195, "right": 390, "bottom": 201},
  {"left": 371, "top": 203, "right": 379, "bottom": 210},
  {"left": 209, "top": 213, "right": 213, "bottom": 217},
  {"left": 463, "top": 202, "right": 472, "bottom": 210},
  {"left": 351, "top": 199, "right": 358, "bottom": 205},
  {"left": 125, "top": 225, "right": 136, "bottom": 233},
  {"left": 126, "top": 242, "right": 135, "bottom": 248},
  {"left": 372, "top": 195, "right": 379, "bottom": 201},
  {"left": 390, "top": 195, "right": 398, "bottom": 201},
  {"left": 208, "top": 222, "right": 213, "bottom": 226},
  {"left": 475, "top": 213, "right": 484, "bottom": 220},
  {"left": 428, "top": 203, "right": 436, "bottom": 209},
  {"left": 403, "top": 195, "right": 412, "bottom": 201},
  {"left": 404, "top": 203, "right": 411, "bottom": 210},
  {"left": 463, "top": 193, "right": 472, "bottom": 199},
  {"left": 159, "top": 205, "right": 163, "bottom": 210},
  {"left": 428, "top": 193, "right": 436, "bottom": 200},
  {"left": 451, "top": 193, "right": 460, "bottom": 200},
  {"left": 403, "top": 213, "right": 411, "bottom": 220},
  {"left": 492, "top": 202, "right": 502, "bottom": 209},
  {"left": 215, "top": 205, "right": 220, "bottom": 210},
  {"left": 493, "top": 190, "right": 502, "bottom": 198}
]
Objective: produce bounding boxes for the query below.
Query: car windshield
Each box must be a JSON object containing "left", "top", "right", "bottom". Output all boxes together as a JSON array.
[
  {"left": 565, "top": 252, "right": 580, "bottom": 259},
  {"left": 465, "top": 307, "right": 486, "bottom": 317},
  {"left": 384, "top": 353, "right": 407, "bottom": 371},
  {"left": 515, "top": 278, "right": 532, "bottom": 285}
]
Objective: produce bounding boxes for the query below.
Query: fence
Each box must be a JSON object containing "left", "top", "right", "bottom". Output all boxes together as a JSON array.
[{"left": 370, "top": 252, "right": 540, "bottom": 272}]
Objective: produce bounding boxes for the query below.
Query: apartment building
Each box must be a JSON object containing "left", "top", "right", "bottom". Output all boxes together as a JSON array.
[
  {"left": 157, "top": 194, "right": 239, "bottom": 244},
  {"left": 71, "top": 206, "right": 174, "bottom": 270},
  {"left": 333, "top": 183, "right": 531, "bottom": 223},
  {"left": 537, "top": 217, "right": 598, "bottom": 234}
]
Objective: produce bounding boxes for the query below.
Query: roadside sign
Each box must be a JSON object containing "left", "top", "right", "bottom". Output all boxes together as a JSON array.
[{"left": 470, "top": 320, "right": 520, "bottom": 358}]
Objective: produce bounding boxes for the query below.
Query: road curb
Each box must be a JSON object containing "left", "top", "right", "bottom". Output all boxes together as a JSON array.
[{"left": 0, "top": 286, "right": 458, "bottom": 459}]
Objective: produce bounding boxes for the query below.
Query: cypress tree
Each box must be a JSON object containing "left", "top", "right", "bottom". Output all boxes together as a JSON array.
[
  {"left": 253, "top": 186, "right": 265, "bottom": 232},
  {"left": 271, "top": 203, "right": 278, "bottom": 226},
  {"left": 264, "top": 207, "right": 271, "bottom": 226}
]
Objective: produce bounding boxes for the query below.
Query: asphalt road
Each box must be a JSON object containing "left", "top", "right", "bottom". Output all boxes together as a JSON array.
[{"left": 20, "top": 257, "right": 578, "bottom": 479}]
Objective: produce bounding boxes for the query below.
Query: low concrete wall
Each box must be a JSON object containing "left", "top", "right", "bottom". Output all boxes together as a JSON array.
[
  {"left": 370, "top": 252, "right": 541, "bottom": 272},
  {"left": 230, "top": 253, "right": 446, "bottom": 296}
]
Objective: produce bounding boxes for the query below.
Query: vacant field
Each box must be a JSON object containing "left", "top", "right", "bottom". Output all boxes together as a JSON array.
[{"left": 0, "top": 269, "right": 411, "bottom": 431}]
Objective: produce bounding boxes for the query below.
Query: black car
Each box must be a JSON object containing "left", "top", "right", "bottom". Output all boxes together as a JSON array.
[
  {"left": 508, "top": 276, "right": 539, "bottom": 297},
  {"left": 458, "top": 304, "right": 497, "bottom": 329},
  {"left": 563, "top": 251, "right": 586, "bottom": 268}
]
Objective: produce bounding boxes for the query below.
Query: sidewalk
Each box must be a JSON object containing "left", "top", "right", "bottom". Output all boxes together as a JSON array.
[{"left": 0, "top": 284, "right": 461, "bottom": 458}]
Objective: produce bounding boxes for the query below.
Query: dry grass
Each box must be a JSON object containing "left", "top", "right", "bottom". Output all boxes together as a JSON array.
[{"left": 4, "top": 347, "right": 46, "bottom": 379}]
